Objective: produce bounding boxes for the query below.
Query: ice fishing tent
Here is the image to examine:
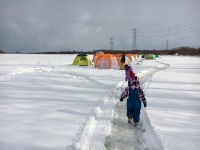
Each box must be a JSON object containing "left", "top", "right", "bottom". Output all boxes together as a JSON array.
[
  {"left": 94, "top": 54, "right": 120, "bottom": 69},
  {"left": 72, "top": 53, "right": 92, "bottom": 66},
  {"left": 132, "top": 54, "right": 137, "bottom": 60},
  {"left": 116, "top": 54, "right": 133, "bottom": 64},
  {"left": 116, "top": 53, "right": 134, "bottom": 70},
  {"left": 92, "top": 51, "right": 104, "bottom": 62},
  {"left": 155, "top": 54, "right": 160, "bottom": 58},
  {"left": 145, "top": 54, "right": 156, "bottom": 60}
]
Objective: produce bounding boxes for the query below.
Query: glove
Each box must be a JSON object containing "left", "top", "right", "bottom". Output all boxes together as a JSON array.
[
  {"left": 120, "top": 98, "right": 123, "bottom": 102},
  {"left": 143, "top": 101, "right": 147, "bottom": 108}
]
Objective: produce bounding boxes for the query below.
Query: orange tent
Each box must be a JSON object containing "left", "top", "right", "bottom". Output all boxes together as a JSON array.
[
  {"left": 116, "top": 54, "right": 134, "bottom": 63},
  {"left": 116, "top": 53, "right": 134, "bottom": 69},
  {"left": 132, "top": 54, "right": 137, "bottom": 60},
  {"left": 92, "top": 52, "right": 104, "bottom": 62},
  {"left": 94, "top": 54, "right": 120, "bottom": 69}
]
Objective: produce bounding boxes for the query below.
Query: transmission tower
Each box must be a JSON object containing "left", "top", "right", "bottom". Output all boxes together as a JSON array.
[
  {"left": 110, "top": 37, "right": 113, "bottom": 50},
  {"left": 132, "top": 28, "right": 137, "bottom": 50}
]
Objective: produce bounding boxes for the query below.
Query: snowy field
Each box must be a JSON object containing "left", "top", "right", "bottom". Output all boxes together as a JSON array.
[{"left": 0, "top": 54, "right": 199, "bottom": 150}]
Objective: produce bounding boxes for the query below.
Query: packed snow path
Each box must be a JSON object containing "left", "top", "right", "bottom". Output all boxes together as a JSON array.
[
  {"left": 104, "top": 61, "right": 168, "bottom": 150},
  {"left": 70, "top": 60, "right": 168, "bottom": 150}
]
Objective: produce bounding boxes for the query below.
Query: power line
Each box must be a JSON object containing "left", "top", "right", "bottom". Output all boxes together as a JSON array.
[
  {"left": 137, "top": 17, "right": 200, "bottom": 43},
  {"left": 138, "top": 17, "right": 200, "bottom": 34},
  {"left": 138, "top": 27, "right": 200, "bottom": 38},
  {"left": 137, "top": 33, "right": 200, "bottom": 41},
  {"left": 168, "top": 34, "right": 200, "bottom": 41}
]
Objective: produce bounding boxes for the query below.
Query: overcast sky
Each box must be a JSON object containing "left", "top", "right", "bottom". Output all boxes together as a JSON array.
[{"left": 0, "top": 0, "right": 200, "bottom": 53}]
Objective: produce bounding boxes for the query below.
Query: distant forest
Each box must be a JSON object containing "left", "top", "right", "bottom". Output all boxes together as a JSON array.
[
  {"left": 1, "top": 47, "right": 200, "bottom": 56},
  {"left": 33, "top": 47, "right": 200, "bottom": 56},
  {"left": 0, "top": 50, "right": 5, "bottom": 54}
]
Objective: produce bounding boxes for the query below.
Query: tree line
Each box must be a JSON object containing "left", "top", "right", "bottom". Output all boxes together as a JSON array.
[
  {"left": 0, "top": 50, "right": 5, "bottom": 54},
  {"left": 34, "top": 47, "right": 200, "bottom": 56},
  {"left": 1, "top": 47, "right": 200, "bottom": 56}
]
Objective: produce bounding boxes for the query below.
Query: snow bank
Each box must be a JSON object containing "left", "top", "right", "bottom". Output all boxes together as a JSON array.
[{"left": 70, "top": 82, "right": 123, "bottom": 150}]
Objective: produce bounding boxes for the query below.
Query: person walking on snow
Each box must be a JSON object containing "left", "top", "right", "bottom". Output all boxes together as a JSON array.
[
  {"left": 120, "top": 76, "right": 147, "bottom": 125},
  {"left": 125, "top": 64, "right": 135, "bottom": 86}
]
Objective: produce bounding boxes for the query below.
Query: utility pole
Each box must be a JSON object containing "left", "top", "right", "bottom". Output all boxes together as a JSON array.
[
  {"left": 166, "top": 28, "right": 169, "bottom": 50},
  {"left": 110, "top": 37, "right": 113, "bottom": 50},
  {"left": 166, "top": 40, "right": 169, "bottom": 50},
  {"left": 132, "top": 28, "right": 137, "bottom": 51}
]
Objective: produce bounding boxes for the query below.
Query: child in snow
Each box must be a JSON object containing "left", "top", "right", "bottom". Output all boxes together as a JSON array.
[
  {"left": 120, "top": 76, "right": 147, "bottom": 125},
  {"left": 125, "top": 64, "right": 135, "bottom": 85}
]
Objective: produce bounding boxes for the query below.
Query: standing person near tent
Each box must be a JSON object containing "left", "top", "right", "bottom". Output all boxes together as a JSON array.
[
  {"left": 120, "top": 54, "right": 126, "bottom": 70},
  {"left": 120, "top": 76, "right": 147, "bottom": 125},
  {"left": 120, "top": 54, "right": 126, "bottom": 64},
  {"left": 125, "top": 64, "right": 135, "bottom": 86}
]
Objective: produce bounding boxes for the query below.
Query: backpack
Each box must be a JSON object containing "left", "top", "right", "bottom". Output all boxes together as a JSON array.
[{"left": 130, "top": 70, "right": 135, "bottom": 78}]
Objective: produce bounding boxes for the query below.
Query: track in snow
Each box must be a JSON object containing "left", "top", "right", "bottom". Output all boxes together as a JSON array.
[
  {"left": 104, "top": 61, "right": 168, "bottom": 150},
  {"left": 67, "top": 60, "right": 168, "bottom": 150}
]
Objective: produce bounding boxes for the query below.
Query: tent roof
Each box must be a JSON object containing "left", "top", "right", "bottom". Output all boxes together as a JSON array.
[{"left": 77, "top": 53, "right": 88, "bottom": 56}]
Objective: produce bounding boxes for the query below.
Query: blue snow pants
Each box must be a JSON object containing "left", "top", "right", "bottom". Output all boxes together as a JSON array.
[{"left": 126, "top": 88, "right": 141, "bottom": 123}]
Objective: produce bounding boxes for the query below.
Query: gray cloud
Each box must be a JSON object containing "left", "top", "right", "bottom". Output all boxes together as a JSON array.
[{"left": 0, "top": 0, "right": 200, "bottom": 53}]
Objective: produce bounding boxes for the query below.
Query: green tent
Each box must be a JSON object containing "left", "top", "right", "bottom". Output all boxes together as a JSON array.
[
  {"left": 145, "top": 54, "right": 156, "bottom": 60},
  {"left": 72, "top": 53, "right": 92, "bottom": 66}
]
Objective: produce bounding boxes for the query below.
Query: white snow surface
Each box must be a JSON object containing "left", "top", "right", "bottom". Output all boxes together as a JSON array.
[{"left": 0, "top": 54, "right": 199, "bottom": 150}]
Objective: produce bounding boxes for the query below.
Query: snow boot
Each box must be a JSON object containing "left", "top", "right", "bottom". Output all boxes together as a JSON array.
[
  {"left": 128, "top": 116, "right": 132, "bottom": 123},
  {"left": 134, "top": 122, "right": 139, "bottom": 126}
]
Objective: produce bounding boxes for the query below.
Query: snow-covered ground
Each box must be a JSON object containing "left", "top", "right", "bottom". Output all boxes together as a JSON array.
[
  {"left": 146, "top": 56, "right": 200, "bottom": 150},
  {"left": 0, "top": 54, "right": 199, "bottom": 150}
]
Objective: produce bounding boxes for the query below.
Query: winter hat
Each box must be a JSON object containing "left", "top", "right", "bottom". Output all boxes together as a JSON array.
[
  {"left": 125, "top": 64, "right": 135, "bottom": 78},
  {"left": 125, "top": 64, "right": 130, "bottom": 70}
]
